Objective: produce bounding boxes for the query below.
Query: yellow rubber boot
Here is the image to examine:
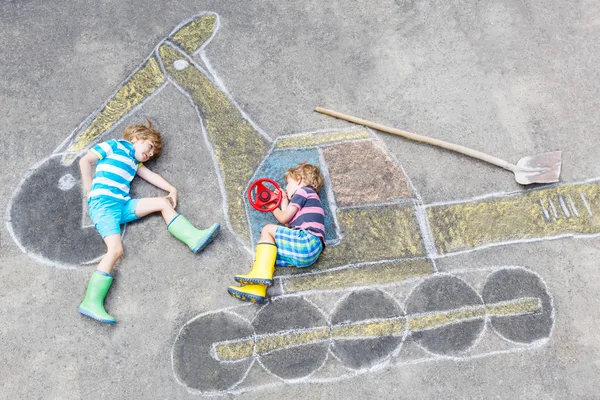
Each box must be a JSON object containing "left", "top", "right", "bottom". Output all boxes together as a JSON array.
[
  {"left": 227, "top": 284, "right": 267, "bottom": 303},
  {"left": 234, "top": 243, "right": 277, "bottom": 286}
]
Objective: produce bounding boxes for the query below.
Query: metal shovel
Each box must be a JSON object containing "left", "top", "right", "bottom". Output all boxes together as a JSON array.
[{"left": 315, "top": 107, "right": 562, "bottom": 185}]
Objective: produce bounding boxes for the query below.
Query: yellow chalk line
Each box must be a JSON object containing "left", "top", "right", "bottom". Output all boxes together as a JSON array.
[
  {"left": 170, "top": 14, "right": 217, "bottom": 54},
  {"left": 428, "top": 181, "right": 600, "bottom": 254},
  {"left": 283, "top": 258, "right": 433, "bottom": 294},
  {"left": 274, "top": 129, "right": 371, "bottom": 149},
  {"left": 159, "top": 43, "right": 269, "bottom": 243},
  {"left": 332, "top": 318, "right": 405, "bottom": 338},
  {"left": 406, "top": 298, "right": 540, "bottom": 331},
  {"left": 65, "top": 56, "right": 165, "bottom": 162},
  {"left": 256, "top": 327, "right": 331, "bottom": 354},
  {"left": 212, "top": 297, "right": 540, "bottom": 361},
  {"left": 299, "top": 205, "right": 426, "bottom": 277},
  {"left": 64, "top": 14, "right": 216, "bottom": 163}
]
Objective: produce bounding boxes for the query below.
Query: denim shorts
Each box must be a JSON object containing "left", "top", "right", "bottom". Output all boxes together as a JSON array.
[
  {"left": 274, "top": 226, "right": 323, "bottom": 267},
  {"left": 89, "top": 197, "right": 140, "bottom": 238}
]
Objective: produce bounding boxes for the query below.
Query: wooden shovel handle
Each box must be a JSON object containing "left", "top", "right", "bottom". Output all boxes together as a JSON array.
[{"left": 315, "top": 107, "right": 516, "bottom": 172}]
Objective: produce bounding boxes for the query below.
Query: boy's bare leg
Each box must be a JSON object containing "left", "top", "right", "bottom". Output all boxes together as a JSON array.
[
  {"left": 79, "top": 233, "right": 121, "bottom": 324},
  {"left": 135, "top": 197, "right": 178, "bottom": 224},
  {"left": 96, "top": 234, "right": 124, "bottom": 274},
  {"left": 259, "top": 224, "right": 277, "bottom": 244}
]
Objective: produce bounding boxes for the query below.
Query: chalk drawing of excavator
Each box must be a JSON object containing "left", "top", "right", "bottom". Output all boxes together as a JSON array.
[{"left": 7, "top": 12, "right": 600, "bottom": 396}]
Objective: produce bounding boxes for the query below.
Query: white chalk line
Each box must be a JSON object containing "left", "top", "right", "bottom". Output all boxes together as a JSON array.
[
  {"left": 61, "top": 10, "right": 222, "bottom": 161},
  {"left": 14, "top": 27, "right": 600, "bottom": 270},
  {"left": 539, "top": 198, "right": 551, "bottom": 221},
  {"left": 424, "top": 176, "right": 600, "bottom": 209},
  {"left": 2, "top": 12, "right": 567, "bottom": 396},
  {"left": 5, "top": 155, "right": 111, "bottom": 268},
  {"left": 176, "top": 266, "right": 555, "bottom": 395},
  {"left": 197, "top": 27, "right": 274, "bottom": 144},
  {"left": 249, "top": 295, "right": 331, "bottom": 384},
  {"left": 325, "top": 287, "right": 407, "bottom": 373},
  {"left": 377, "top": 137, "right": 439, "bottom": 269},
  {"left": 159, "top": 38, "right": 252, "bottom": 252},
  {"left": 558, "top": 195, "right": 571, "bottom": 218},
  {"left": 242, "top": 127, "right": 376, "bottom": 250},
  {"left": 568, "top": 194, "right": 579, "bottom": 217},
  {"left": 274, "top": 232, "right": 584, "bottom": 296},
  {"left": 398, "top": 272, "right": 488, "bottom": 358},
  {"left": 165, "top": 74, "right": 253, "bottom": 255},
  {"left": 481, "top": 267, "right": 556, "bottom": 348},
  {"left": 214, "top": 340, "right": 552, "bottom": 397},
  {"left": 56, "top": 54, "right": 169, "bottom": 163},
  {"left": 318, "top": 147, "right": 344, "bottom": 245},
  {"left": 242, "top": 145, "right": 279, "bottom": 252},
  {"left": 171, "top": 307, "right": 257, "bottom": 397},
  {"left": 580, "top": 192, "right": 593, "bottom": 216},
  {"left": 273, "top": 136, "right": 376, "bottom": 151},
  {"left": 275, "top": 255, "right": 431, "bottom": 282},
  {"left": 162, "top": 40, "right": 213, "bottom": 80},
  {"left": 196, "top": 324, "right": 548, "bottom": 396},
  {"left": 274, "top": 126, "right": 373, "bottom": 139},
  {"left": 336, "top": 197, "right": 418, "bottom": 210},
  {"left": 8, "top": 13, "right": 227, "bottom": 268},
  {"left": 162, "top": 34, "right": 276, "bottom": 252},
  {"left": 431, "top": 231, "right": 600, "bottom": 260}
]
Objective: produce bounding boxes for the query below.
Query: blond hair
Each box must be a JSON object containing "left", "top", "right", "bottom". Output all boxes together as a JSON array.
[
  {"left": 284, "top": 162, "right": 324, "bottom": 194},
  {"left": 122, "top": 120, "right": 163, "bottom": 159}
]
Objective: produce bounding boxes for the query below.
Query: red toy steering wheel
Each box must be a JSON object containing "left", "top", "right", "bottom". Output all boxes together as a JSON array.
[{"left": 247, "top": 178, "right": 283, "bottom": 212}]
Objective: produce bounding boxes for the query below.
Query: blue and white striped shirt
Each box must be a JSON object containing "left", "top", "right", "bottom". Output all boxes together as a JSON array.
[{"left": 89, "top": 139, "right": 140, "bottom": 202}]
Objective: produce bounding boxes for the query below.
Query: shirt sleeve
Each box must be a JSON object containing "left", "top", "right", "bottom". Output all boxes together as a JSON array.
[
  {"left": 90, "top": 140, "right": 115, "bottom": 160},
  {"left": 289, "top": 188, "right": 308, "bottom": 210}
]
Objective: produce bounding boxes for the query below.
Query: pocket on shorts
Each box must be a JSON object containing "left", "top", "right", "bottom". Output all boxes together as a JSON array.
[{"left": 296, "top": 231, "right": 323, "bottom": 267}]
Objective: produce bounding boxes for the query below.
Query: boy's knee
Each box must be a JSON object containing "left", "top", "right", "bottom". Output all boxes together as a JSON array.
[
  {"left": 160, "top": 197, "right": 173, "bottom": 210},
  {"left": 261, "top": 224, "right": 276, "bottom": 235},
  {"left": 107, "top": 244, "right": 124, "bottom": 259}
]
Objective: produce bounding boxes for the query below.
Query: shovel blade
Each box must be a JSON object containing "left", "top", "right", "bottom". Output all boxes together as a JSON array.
[{"left": 514, "top": 151, "right": 562, "bottom": 185}]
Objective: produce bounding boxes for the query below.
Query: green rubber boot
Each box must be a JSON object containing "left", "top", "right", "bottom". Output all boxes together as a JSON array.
[
  {"left": 227, "top": 284, "right": 267, "bottom": 303},
  {"left": 234, "top": 243, "right": 277, "bottom": 286},
  {"left": 78, "top": 270, "right": 116, "bottom": 324},
  {"left": 167, "top": 215, "right": 220, "bottom": 253}
]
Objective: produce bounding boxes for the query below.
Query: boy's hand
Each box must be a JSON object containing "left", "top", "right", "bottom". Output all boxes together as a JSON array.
[
  {"left": 270, "top": 188, "right": 288, "bottom": 212},
  {"left": 166, "top": 187, "right": 178, "bottom": 208},
  {"left": 274, "top": 188, "right": 289, "bottom": 208}
]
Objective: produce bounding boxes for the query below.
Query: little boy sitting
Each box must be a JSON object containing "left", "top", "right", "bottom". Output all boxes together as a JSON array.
[
  {"left": 228, "top": 162, "right": 325, "bottom": 303},
  {"left": 78, "top": 120, "right": 220, "bottom": 324}
]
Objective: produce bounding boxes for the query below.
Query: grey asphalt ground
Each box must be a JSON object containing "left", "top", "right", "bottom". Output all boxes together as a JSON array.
[{"left": 2, "top": 0, "right": 600, "bottom": 398}]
